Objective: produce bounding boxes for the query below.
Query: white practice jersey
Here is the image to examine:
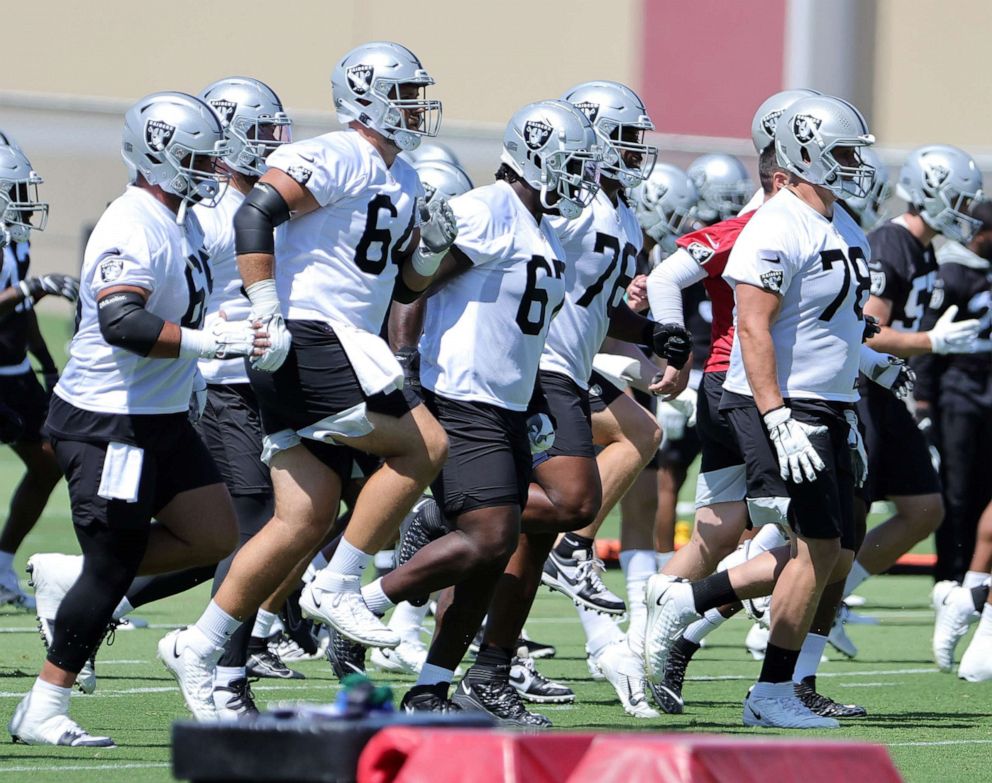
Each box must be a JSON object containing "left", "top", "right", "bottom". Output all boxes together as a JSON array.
[
  {"left": 420, "top": 181, "right": 567, "bottom": 411},
  {"left": 56, "top": 186, "right": 211, "bottom": 414},
  {"left": 541, "top": 190, "right": 642, "bottom": 388},
  {"left": 195, "top": 187, "right": 248, "bottom": 385},
  {"left": 265, "top": 130, "right": 422, "bottom": 334},
  {"left": 723, "top": 188, "right": 870, "bottom": 402}
]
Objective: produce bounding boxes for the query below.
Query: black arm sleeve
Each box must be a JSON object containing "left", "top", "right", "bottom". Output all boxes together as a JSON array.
[
  {"left": 233, "top": 182, "right": 291, "bottom": 256},
  {"left": 97, "top": 291, "right": 165, "bottom": 357}
]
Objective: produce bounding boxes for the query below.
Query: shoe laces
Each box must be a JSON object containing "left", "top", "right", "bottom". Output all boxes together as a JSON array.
[
  {"left": 221, "top": 678, "right": 259, "bottom": 715},
  {"left": 575, "top": 555, "right": 609, "bottom": 594},
  {"left": 256, "top": 647, "right": 288, "bottom": 670}
]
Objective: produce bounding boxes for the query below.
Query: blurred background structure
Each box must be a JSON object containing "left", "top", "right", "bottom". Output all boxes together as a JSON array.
[{"left": 2, "top": 0, "right": 990, "bottom": 278}]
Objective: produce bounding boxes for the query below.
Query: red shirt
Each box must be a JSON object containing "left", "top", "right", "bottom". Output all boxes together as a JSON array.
[{"left": 675, "top": 212, "right": 756, "bottom": 373}]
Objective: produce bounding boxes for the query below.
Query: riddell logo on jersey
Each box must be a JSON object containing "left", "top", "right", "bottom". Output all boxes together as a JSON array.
[
  {"left": 347, "top": 65, "right": 374, "bottom": 95},
  {"left": 145, "top": 120, "right": 175, "bottom": 153},
  {"left": 524, "top": 120, "right": 553, "bottom": 151}
]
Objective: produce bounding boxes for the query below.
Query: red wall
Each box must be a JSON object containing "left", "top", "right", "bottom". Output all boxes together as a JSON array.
[{"left": 640, "top": 0, "right": 788, "bottom": 139}]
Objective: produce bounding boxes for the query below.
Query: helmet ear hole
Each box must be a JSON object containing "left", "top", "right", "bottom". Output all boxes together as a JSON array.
[{"left": 801, "top": 147, "right": 812, "bottom": 165}]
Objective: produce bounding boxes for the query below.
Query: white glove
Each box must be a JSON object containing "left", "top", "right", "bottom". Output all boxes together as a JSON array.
[
  {"left": 762, "top": 406, "right": 827, "bottom": 483},
  {"left": 188, "top": 370, "right": 208, "bottom": 424},
  {"left": 658, "top": 401, "right": 687, "bottom": 441},
  {"left": 859, "top": 346, "right": 915, "bottom": 400},
  {"left": 411, "top": 196, "right": 458, "bottom": 277},
  {"left": 526, "top": 412, "right": 555, "bottom": 455},
  {"left": 246, "top": 279, "right": 291, "bottom": 373},
  {"left": 179, "top": 317, "right": 259, "bottom": 360},
  {"left": 668, "top": 386, "right": 697, "bottom": 428},
  {"left": 843, "top": 409, "right": 868, "bottom": 487},
  {"left": 927, "top": 305, "right": 981, "bottom": 354}
]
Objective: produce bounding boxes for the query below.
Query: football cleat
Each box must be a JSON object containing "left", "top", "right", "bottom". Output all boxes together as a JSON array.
[
  {"left": 401, "top": 683, "right": 462, "bottom": 713},
  {"left": 931, "top": 581, "right": 978, "bottom": 671},
  {"left": 650, "top": 635, "right": 700, "bottom": 714},
  {"left": 9, "top": 695, "right": 114, "bottom": 747},
  {"left": 371, "top": 639, "right": 427, "bottom": 675},
  {"left": 0, "top": 567, "right": 34, "bottom": 612},
  {"left": 958, "top": 625, "right": 992, "bottom": 682},
  {"left": 509, "top": 654, "right": 574, "bottom": 704},
  {"left": 246, "top": 640, "right": 304, "bottom": 680},
  {"left": 518, "top": 631, "right": 557, "bottom": 659},
  {"left": 26, "top": 553, "right": 81, "bottom": 620},
  {"left": 269, "top": 632, "right": 321, "bottom": 662},
  {"left": 278, "top": 587, "right": 320, "bottom": 657},
  {"left": 300, "top": 576, "right": 399, "bottom": 648},
  {"left": 794, "top": 676, "right": 867, "bottom": 718},
  {"left": 827, "top": 606, "right": 858, "bottom": 659},
  {"left": 396, "top": 496, "right": 449, "bottom": 608},
  {"left": 586, "top": 653, "right": 606, "bottom": 681},
  {"left": 743, "top": 686, "right": 840, "bottom": 729},
  {"left": 745, "top": 622, "right": 770, "bottom": 660},
  {"left": 541, "top": 547, "right": 626, "bottom": 615},
  {"left": 644, "top": 576, "right": 699, "bottom": 681},
  {"left": 157, "top": 628, "right": 222, "bottom": 722},
  {"left": 595, "top": 640, "right": 659, "bottom": 718},
  {"left": 452, "top": 669, "right": 552, "bottom": 728},
  {"left": 325, "top": 627, "right": 367, "bottom": 681},
  {"left": 36, "top": 616, "right": 104, "bottom": 695},
  {"left": 213, "top": 677, "right": 260, "bottom": 721}
]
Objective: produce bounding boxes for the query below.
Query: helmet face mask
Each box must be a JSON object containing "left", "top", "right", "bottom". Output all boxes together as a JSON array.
[
  {"left": 687, "top": 153, "right": 753, "bottom": 221},
  {"left": 632, "top": 163, "right": 699, "bottom": 248},
  {"left": 542, "top": 148, "right": 601, "bottom": 219},
  {"left": 413, "top": 160, "right": 474, "bottom": 204},
  {"left": 844, "top": 147, "right": 892, "bottom": 230},
  {"left": 0, "top": 138, "right": 48, "bottom": 242},
  {"left": 897, "top": 145, "right": 985, "bottom": 243}
]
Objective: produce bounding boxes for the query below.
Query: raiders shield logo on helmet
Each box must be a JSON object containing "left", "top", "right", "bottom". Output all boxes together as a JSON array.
[
  {"left": 686, "top": 241, "right": 715, "bottom": 266},
  {"left": 923, "top": 161, "right": 950, "bottom": 192},
  {"left": 524, "top": 120, "right": 554, "bottom": 152},
  {"left": 761, "top": 110, "right": 783, "bottom": 139},
  {"left": 574, "top": 101, "right": 600, "bottom": 123},
  {"left": 145, "top": 120, "right": 176, "bottom": 153},
  {"left": 347, "top": 65, "right": 374, "bottom": 96},
  {"left": 792, "top": 114, "right": 822, "bottom": 144},
  {"left": 209, "top": 99, "right": 237, "bottom": 126},
  {"left": 760, "top": 269, "right": 784, "bottom": 293}
]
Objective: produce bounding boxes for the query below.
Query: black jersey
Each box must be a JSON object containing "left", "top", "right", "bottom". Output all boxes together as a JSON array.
[
  {"left": 0, "top": 240, "right": 31, "bottom": 368},
  {"left": 867, "top": 220, "right": 937, "bottom": 332}
]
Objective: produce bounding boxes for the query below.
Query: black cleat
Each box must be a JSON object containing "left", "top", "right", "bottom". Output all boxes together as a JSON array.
[
  {"left": 397, "top": 496, "right": 451, "bottom": 607},
  {"left": 452, "top": 667, "right": 552, "bottom": 728},
  {"left": 517, "top": 633, "right": 557, "bottom": 660},
  {"left": 213, "top": 677, "right": 260, "bottom": 719},
  {"left": 541, "top": 547, "right": 626, "bottom": 615},
  {"left": 325, "top": 627, "right": 366, "bottom": 681},
  {"left": 401, "top": 683, "right": 462, "bottom": 713},
  {"left": 649, "top": 635, "right": 699, "bottom": 714},
  {"left": 509, "top": 654, "right": 574, "bottom": 703},
  {"left": 279, "top": 587, "right": 319, "bottom": 657},
  {"left": 246, "top": 639, "right": 305, "bottom": 680},
  {"left": 794, "top": 676, "right": 867, "bottom": 718}
]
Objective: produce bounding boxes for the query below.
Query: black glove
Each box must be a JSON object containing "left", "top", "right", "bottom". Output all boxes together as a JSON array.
[
  {"left": 862, "top": 314, "right": 881, "bottom": 342},
  {"left": 652, "top": 323, "right": 692, "bottom": 370},
  {"left": 395, "top": 347, "right": 421, "bottom": 398},
  {"left": 40, "top": 368, "right": 59, "bottom": 397},
  {"left": 19, "top": 274, "right": 80, "bottom": 304}
]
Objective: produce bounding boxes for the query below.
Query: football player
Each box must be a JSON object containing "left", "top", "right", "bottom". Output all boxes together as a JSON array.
[
  {"left": 0, "top": 132, "right": 77, "bottom": 610},
  {"left": 8, "top": 91, "right": 257, "bottom": 746},
  {"left": 159, "top": 42, "right": 454, "bottom": 720},
  {"left": 646, "top": 94, "right": 877, "bottom": 729}
]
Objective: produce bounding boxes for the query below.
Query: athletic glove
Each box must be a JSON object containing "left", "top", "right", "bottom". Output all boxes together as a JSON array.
[
  {"left": 19, "top": 274, "right": 80, "bottom": 304},
  {"left": 179, "top": 316, "right": 259, "bottom": 360},
  {"left": 862, "top": 314, "right": 881, "bottom": 342},
  {"left": 651, "top": 322, "right": 692, "bottom": 370},
  {"left": 526, "top": 412, "right": 556, "bottom": 455},
  {"left": 188, "top": 370, "right": 208, "bottom": 425},
  {"left": 245, "top": 279, "right": 292, "bottom": 373},
  {"left": 395, "top": 346, "right": 421, "bottom": 397},
  {"left": 411, "top": 196, "right": 458, "bottom": 277},
  {"left": 927, "top": 305, "right": 981, "bottom": 354},
  {"left": 859, "top": 346, "right": 915, "bottom": 400},
  {"left": 762, "top": 406, "right": 827, "bottom": 483},
  {"left": 40, "top": 368, "right": 59, "bottom": 397},
  {"left": 843, "top": 409, "right": 868, "bottom": 488}
]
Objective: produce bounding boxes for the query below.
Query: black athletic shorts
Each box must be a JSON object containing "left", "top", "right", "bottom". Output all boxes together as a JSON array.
[
  {"left": 424, "top": 389, "right": 531, "bottom": 517},
  {"left": 658, "top": 422, "right": 701, "bottom": 472},
  {"left": 541, "top": 371, "right": 595, "bottom": 459},
  {"left": 720, "top": 391, "right": 856, "bottom": 550},
  {"left": 631, "top": 387, "right": 659, "bottom": 469},
  {"left": 0, "top": 370, "right": 49, "bottom": 443},
  {"left": 856, "top": 383, "right": 941, "bottom": 504},
  {"left": 587, "top": 370, "right": 624, "bottom": 414},
  {"left": 697, "top": 371, "right": 744, "bottom": 474},
  {"left": 249, "top": 320, "right": 414, "bottom": 477},
  {"left": 46, "top": 396, "right": 221, "bottom": 531},
  {"left": 196, "top": 383, "right": 270, "bottom": 496}
]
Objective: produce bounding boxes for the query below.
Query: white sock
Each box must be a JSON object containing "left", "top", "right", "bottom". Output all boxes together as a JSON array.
[
  {"left": 113, "top": 596, "right": 134, "bottom": 621},
  {"left": 750, "top": 680, "right": 793, "bottom": 699},
  {"left": 792, "top": 633, "right": 829, "bottom": 682},
  {"left": 577, "top": 604, "right": 624, "bottom": 657},
  {"left": 361, "top": 578, "right": 395, "bottom": 616},
  {"left": 251, "top": 609, "right": 278, "bottom": 640},
  {"left": 622, "top": 550, "right": 657, "bottom": 657},
  {"left": 0, "top": 550, "right": 15, "bottom": 572},
  {"left": 655, "top": 551, "right": 674, "bottom": 571},
  {"left": 303, "top": 552, "right": 329, "bottom": 583},
  {"left": 322, "top": 538, "right": 372, "bottom": 581},
  {"left": 684, "top": 607, "right": 727, "bottom": 644},
  {"left": 388, "top": 601, "right": 430, "bottom": 644},
  {"left": 214, "top": 666, "right": 245, "bottom": 688},
  {"left": 977, "top": 604, "right": 992, "bottom": 637},
  {"left": 194, "top": 600, "right": 242, "bottom": 650},
  {"left": 844, "top": 560, "right": 870, "bottom": 597},
  {"left": 30, "top": 677, "right": 71, "bottom": 715},
  {"left": 373, "top": 550, "right": 395, "bottom": 571},
  {"left": 963, "top": 570, "right": 991, "bottom": 589},
  {"left": 751, "top": 524, "right": 787, "bottom": 554},
  {"left": 416, "top": 663, "right": 454, "bottom": 687}
]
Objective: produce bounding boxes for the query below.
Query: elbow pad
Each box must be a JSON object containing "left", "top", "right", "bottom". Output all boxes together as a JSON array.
[
  {"left": 97, "top": 291, "right": 165, "bottom": 356},
  {"left": 234, "top": 182, "right": 291, "bottom": 256}
]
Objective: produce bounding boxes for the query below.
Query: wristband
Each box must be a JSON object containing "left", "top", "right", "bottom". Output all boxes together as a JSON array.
[
  {"left": 410, "top": 245, "right": 444, "bottom": 277},
  {"left": 178, "top": 327, "right": 215, "bottom": 359},
  {"left": 245, "top": 279, "right": 281, "bottom": 317}
]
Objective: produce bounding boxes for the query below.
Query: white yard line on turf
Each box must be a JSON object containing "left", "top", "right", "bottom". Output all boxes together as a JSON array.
[
  {"left": 0, "top": 763, "right": 170, "bottom": 774},
  {"left": 0, "top": 683, "right": 341, "bottom": 698},
  {"left": 889, "top": 739, "right": 992, "bottom": 747}
]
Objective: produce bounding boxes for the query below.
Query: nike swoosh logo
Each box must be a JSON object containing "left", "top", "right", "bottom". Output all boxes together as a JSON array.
[
  {"left": 751, "top": 707, "right": 762, "bottom": 720},
  {"left": 460, "top": 680, "right": 472, "bottom": 695},
  {"left": 298, "top": 154, "right": 315, "bottom": 163},
  {"left": 311, "top": 590, "right": 322, "bottom": 609}
]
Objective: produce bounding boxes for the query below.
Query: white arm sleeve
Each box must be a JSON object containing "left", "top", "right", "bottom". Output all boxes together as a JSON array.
[{"left": 646, "top": 248, "right": 708, "bottom": 327}]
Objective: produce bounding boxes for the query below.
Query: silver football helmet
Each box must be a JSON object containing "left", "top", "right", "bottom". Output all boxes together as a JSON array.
[
  {"left": 0, "top": 131, "right": 48, "bottom": 242},
  {"left": 845, "top": 147, "right": 892, "bottom": 230},
  {"left": 199, "top": 77, "right": 292, "bottom": 176},
  {"left": 896, "top": 144, "right": 985, "bottom": 243},
  {"left": 331, "top": 41, "right": 441, "bottom": 152},
  {"left": 402, "top": 142, "right": 461, "bottom": 167},
  {"left": 414, "top": 160, "right": 473, "bottom": 205},
  {"left": 122, "top": 92, "right": 230, "bottom": 221},
  {"left": 751, "top": 88, "right": 822, "bottom": 153},
  {"left": 687, "top": 153, "right": 754, "bottom": 222},
  {"left": 631, "top": 163, "right": 698, "bottom": 253},
  {"left": 501, "top": 99, "right": 601, "bottom": 220},
  {"left": 774, "top": 95, "right": 875, "bottom": 199},
  {"left": 561, "top": 80, "right": 656, "bottom": 188}
]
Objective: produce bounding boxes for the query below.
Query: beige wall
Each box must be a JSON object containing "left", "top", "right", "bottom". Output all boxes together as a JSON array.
[{"left": 2, "top": 1, "right": 642, "bottom": 126}]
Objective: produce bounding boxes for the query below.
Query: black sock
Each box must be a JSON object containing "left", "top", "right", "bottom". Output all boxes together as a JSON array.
[
  {"left": 670, "top": 635, "right": 701, "bottom": 663},
  {"left": 555, "top": 532, "right": 594, "bottom": 559},
  {"left": 690, "top": 571, "right": 739, "bottom": 614},
  {"left": 758, "top": 642, "right": 800, "bottom": 684},
  {"left": 472, "top": 644, "right": 512, "bottom": 676},
  {"left": 972, "top": 585, "right": 990, "bottom": 613},
  {"left": 247, "top": 635, "right": 268, "bottom": 653}
]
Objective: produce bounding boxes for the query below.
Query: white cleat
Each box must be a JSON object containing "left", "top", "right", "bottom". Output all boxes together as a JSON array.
[
  {"left": 595, "top": 640, "right": 659, "bottom": 718},
  {"left": 586, "top": 653, "right": 606, "bottom": 681},
  {"left": 0, "top": 567, "right": 35, "bottom": 612},
  {"left": 157, "top": 628, "right": 222, "bottom": 722},
  {"left": 8, "top": 693, "right": 114, "bottom": 747},
  {"left": 26, "top": 553, "right": 82, "bottom": 620},
  {"left": 743, "top": 685, "right": 839, "bottom": 729},
  {"left": 300, "top": 576, "right": 399, "bottom": 649},
  {"left": 958, "top": 630, "right": 992, "bottom": 682},
  {"left": 644, "top": 575, "right": 699, "bottom": 682},
  {"left": 371, "top": 639, "right": 427, "bottom": 674},
  {"left": 745, "top": 623, "right": 769, "bottom": 661},
  {"left": 827, "top": 605, "right": 858, "bottom": 659},
  {"left": 932, "top": 582, "right": 978, "bottom": 672},
  {"left": 36, "top": 616, "right": 97, "bottom": 694}
]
